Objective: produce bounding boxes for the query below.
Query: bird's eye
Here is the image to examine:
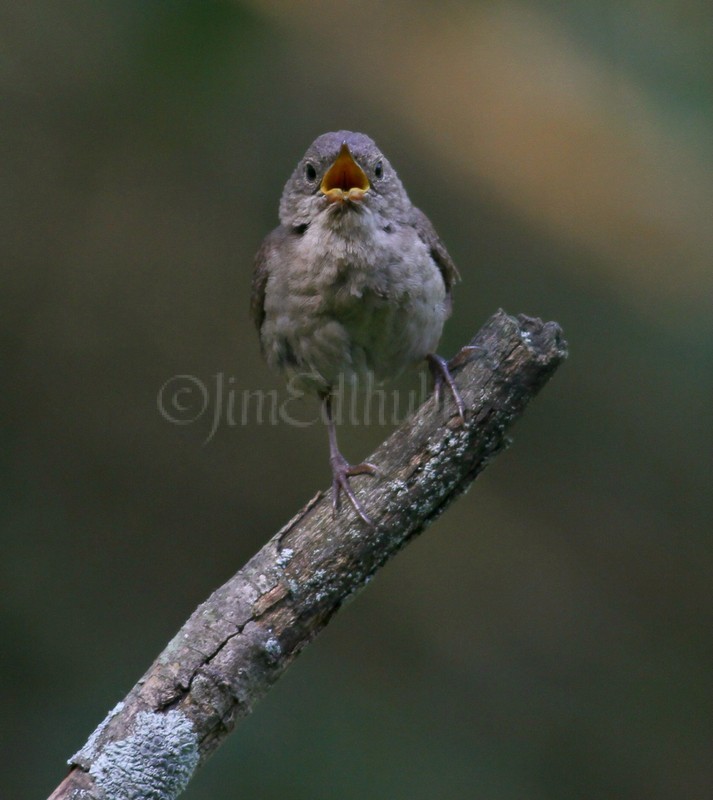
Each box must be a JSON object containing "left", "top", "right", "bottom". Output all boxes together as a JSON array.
[
  {"left": 304, "top": 163, "right": 317, "bottom": 182},
  {"left": 374, "top": 160, "right": 383, "bottom": 179}
]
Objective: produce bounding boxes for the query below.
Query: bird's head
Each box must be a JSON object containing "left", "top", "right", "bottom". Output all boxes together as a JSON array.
[{"left": 278, "top": 131, "right": 410, "bottom": 229}]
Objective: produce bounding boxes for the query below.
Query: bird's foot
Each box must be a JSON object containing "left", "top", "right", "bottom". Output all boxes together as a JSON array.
[
  {"left": 330, "top": 451, "right": 379, "bottom": 526},
  {"left": 427, "top": 353, "right": 467, "bottom": 425}
]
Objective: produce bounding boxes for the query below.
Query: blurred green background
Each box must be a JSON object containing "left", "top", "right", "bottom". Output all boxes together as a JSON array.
[{"left": 2, "top": 1, "right": 712, "bottom": 798}]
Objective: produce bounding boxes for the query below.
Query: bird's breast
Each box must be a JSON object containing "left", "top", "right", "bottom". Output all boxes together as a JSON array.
[
  {"left": 296, "top": 212, "right": 415, "bottom": 301},
  {"left": 262, "top": 210, "right": 448, "bottom": 391}
]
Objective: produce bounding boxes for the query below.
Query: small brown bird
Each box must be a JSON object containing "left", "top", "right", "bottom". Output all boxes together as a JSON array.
[{"left": 252, "top": 131, "right": 463, "bottom": 524}]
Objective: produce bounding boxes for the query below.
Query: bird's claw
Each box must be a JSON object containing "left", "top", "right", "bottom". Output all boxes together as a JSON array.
[
  {"left": 330, "top": 453, "right": 379, "bottom": 526},
  {"left": 427, "top": 353, "right": 467, "bottom": 424}
]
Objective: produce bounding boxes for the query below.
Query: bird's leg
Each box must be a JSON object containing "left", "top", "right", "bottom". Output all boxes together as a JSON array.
[
  {"left": 323, "top": 394, "right": 378, "bottom": 526},
  {"left": 426, "top": 353, "right": 467, "bottom": 424}
]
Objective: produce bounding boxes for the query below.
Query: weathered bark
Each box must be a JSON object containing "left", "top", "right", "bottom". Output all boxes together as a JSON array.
[{"left": 49, "top": 310, "right": 568, "bottom": 800}]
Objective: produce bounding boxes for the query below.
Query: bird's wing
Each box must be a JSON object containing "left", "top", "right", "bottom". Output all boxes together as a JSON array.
[
  {"left": 251, "top": 225, "right": 289, "bottom": 332},
  {"left": 409, "top": 206, "right": 460, "bottom": 312}
]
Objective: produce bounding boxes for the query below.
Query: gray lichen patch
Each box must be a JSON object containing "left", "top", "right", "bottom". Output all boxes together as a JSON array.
[
  {"left": 263, "top": 636, "right": 282, "bottom": 663},
  {"left": 70, "top": 701, "right": 125, "bottom": 768},
  {"left": 88, "top": 710, "right": 199, "bottom": 800},
  {"left": 275, "top": 546, "right": 294, "bottom": 568}
]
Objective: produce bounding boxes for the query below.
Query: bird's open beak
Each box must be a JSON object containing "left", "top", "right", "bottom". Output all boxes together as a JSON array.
[{"left": 320, "top": 143, "right": 370, "bottom": 203}]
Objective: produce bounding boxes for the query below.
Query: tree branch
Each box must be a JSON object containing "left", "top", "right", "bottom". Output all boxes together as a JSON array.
[{"left": 49, "top": 310, "right": 568, "bottom": 800}]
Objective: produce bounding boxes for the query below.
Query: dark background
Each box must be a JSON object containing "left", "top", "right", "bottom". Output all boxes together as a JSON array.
[{"left": 2, "top": 2, "right": 712, "bottom": 798}]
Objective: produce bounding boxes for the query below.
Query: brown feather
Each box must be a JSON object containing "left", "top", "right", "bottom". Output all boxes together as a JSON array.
[
  {"left": 408, "top": 205, "right": 460, "bottom": 312},
  {"left": 251, "top": 225, "right": 291, "bottom": 332}
]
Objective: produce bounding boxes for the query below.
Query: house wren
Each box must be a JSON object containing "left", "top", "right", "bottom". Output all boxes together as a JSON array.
[{"left": 252, "top": 131, "right": 463, "bottom": 524}]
